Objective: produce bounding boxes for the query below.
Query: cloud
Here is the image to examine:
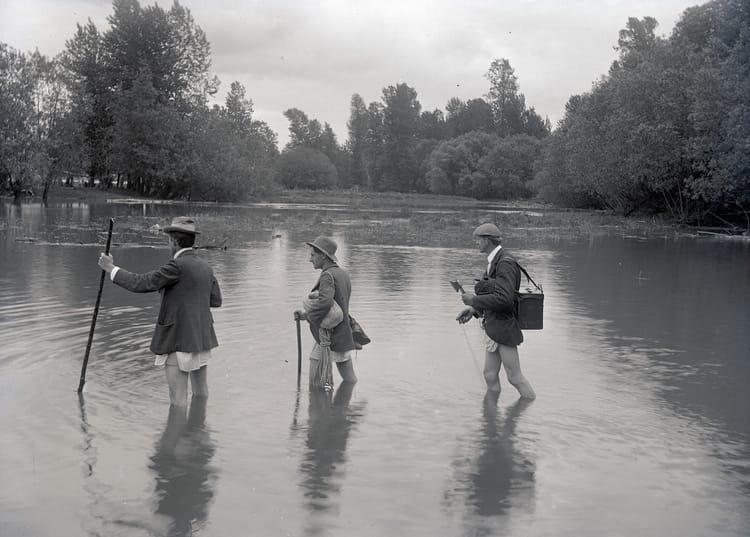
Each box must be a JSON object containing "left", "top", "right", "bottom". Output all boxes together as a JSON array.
[{"left": 0, "top": 0, "right": 698, "bottom": 144}]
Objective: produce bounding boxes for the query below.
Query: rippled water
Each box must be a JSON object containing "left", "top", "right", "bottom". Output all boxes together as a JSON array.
[{"left": 1, "top": 199, "right": 749, "bottom": 536}]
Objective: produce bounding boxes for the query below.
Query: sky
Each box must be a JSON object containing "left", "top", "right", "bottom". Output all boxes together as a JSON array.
[{"left": 1, "top": 0, "right": 702, "bottom": 146}]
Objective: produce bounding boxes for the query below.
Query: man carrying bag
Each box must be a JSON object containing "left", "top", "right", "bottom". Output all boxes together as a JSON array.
[{"left": 456, "top": 223, "right": 536, "bottom": 399}]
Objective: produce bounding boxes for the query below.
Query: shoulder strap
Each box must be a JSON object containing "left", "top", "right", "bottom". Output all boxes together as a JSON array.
[{"left": 516, "top": 262, "right": 542, "bottom": 292}]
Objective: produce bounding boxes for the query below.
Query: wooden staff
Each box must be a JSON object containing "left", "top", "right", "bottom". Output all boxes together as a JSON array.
[
  {"left": 77, "top": 218, "right": 114, "bottom": 393},
  {"left": 294, "top": 311, "right": 302, "bottom": 387}
]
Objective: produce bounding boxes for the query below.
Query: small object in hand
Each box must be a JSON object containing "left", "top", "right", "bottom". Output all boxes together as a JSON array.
[{"left": 449, "top": 280, "right": 465, "bottom": 294}]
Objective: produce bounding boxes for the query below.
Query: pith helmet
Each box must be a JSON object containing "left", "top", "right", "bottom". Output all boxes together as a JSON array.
[
  {"left": 472, "top": 223, "right": 502, "bottom": 239},
  {"left": 305, "top": 236, "right": 338, "bottom": 263}
]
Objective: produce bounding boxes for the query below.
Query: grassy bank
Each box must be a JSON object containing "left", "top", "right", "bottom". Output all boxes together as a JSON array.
[{"left": 27, "top": 184, "right": 705, "bottom": 248}]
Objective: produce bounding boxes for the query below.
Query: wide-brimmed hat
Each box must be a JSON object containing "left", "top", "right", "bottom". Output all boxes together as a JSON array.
[
  {"left": 163, "top": 216, "right": 201, "bottom": 235},
  {"left": 305, "top": 236, "right": 338, "bottom": 263},
  {"left": 472, "top": 222, "right": 501, "bottom": 239}
]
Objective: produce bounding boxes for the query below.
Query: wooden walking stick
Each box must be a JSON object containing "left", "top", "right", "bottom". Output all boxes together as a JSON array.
[
  {"left": 77, "top": 218, "right": 114, "bottom": 393},
  {"left": 294, "top": 311, "right": 302, "bottom": 387}
]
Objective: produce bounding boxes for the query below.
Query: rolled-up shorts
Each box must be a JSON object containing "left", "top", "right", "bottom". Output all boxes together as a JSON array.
[
  {"left": 309, "top": 343, "right": 354, "bottom": 363},
  {"left": 484, "top": 334, "right": 519, "bottom": 358},
  {"left": 154, "top": 350, "right": 211, "bottom": 372}
]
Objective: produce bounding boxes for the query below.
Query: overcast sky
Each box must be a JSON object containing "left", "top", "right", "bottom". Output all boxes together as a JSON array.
[{"left": 1, "top": 0, "right": 700, "bottom": 146}]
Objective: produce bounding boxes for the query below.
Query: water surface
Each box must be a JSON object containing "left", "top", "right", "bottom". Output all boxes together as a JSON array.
[{"left": 1, "top": 199, "right": 748, "bottom": 536}]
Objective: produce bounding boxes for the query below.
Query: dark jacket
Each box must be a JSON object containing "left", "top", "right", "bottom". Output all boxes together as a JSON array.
[
  {"left": 307, "top": 263, "right": 356, "bottom": 353},
  {"left": 472, "top": 248, "right": 523, "bottom": 346},
  {"left": 113, "top": 249, "right": 222, "bottom": 354}
]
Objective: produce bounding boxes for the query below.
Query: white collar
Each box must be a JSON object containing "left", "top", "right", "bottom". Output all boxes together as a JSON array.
[
  {"left": 174, "top": 247, "right": 192, "bottom": 259},
  {"left": 486, "top": 244, "right": 503, "bottom": 267}
]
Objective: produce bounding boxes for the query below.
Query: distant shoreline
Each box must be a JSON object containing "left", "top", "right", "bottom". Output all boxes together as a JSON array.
[{"left": 7, "top": 185, "right": 748, "bottom": 240}]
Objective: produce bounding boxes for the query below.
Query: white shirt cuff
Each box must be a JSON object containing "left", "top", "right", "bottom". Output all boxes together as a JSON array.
[{"left": 110, "top": 266, "right": 120, "bottom": 280}]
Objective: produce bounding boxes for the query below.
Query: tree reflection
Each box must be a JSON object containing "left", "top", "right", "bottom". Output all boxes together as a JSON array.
[
  {"left": 444, "top": 392, "right": 536, "bottom": 536},
  {"left": 296, "top": 382, "right": 365, "bottom": 536},
  {"left": 149, "top": 398, "right": 217, "bottom": 537}
]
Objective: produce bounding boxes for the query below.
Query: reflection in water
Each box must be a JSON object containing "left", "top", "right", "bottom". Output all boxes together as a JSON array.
[
  {"left": 77, "top": 394, "right": 96, "bottom": 478},
  {"left": 149, "top": 398, "right": 217, "bottom": 536},
  {"left": 444, "top": 392, "right": 535, "bottom": 536},
  {"left": 296, "top": 383, "right": 365, "bottom": 536},
  {"left": 78, "top": 393, "right": 107, "bottom": 537}
]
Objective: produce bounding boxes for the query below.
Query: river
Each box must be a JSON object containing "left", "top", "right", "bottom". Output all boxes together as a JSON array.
[{"left": 1, "top": 198, "right": 748, "bottom": 536}]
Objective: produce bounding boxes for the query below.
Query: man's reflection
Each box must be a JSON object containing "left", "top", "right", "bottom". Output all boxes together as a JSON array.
[
  {"left": 149, "top": 397, "right": 217, "bottom": 537},
  {"left": 445, "top": 392, "right": 535, "bottom": 536},
  {"left": 297, "top": 382, "right": 365, "bottom": 535}
]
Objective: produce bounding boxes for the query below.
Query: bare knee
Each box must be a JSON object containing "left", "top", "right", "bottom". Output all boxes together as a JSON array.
[
  {"left": 336, "top": 360, "right": 358, "bottom": 383},
  {"left": 505, "top": 370, "right": 536, "bottom": 399},
  {"left": 483, "top": 370, "right": 499, "bottom": 386}
]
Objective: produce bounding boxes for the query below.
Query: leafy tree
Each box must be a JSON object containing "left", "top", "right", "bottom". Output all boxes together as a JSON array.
[
  {"left": 61, "top": 21, "right": 112, "bottom": 185},
  {"left": 0, "top": 44, "right": 36, "bottom": 195},
  {"left": 485, "top": 59, "right": 524, "bottom": 137},
  {"left": 614, "top": 16, "right": 660, "bottom": 70},
  {"left": 104, "top": 0, "right": 216, "bottom": 103},
  {"left": 346, "top": 93, "right": 369, "bottom": 187},
  {"left": 283, "top": 107, "right": 345, "bottom": 182},
  {"left": 275, "top": 146, "right": 338, "bottom": 189},
  {"left": 521, "top": 107, "right": 551, "bottom": 138},
  {"left": 417, "top": 109, "right": 447, "bottom": 140},
  {"left": 425, "top": 131, "right": 497, "bottom": 196},
  {"left": 485, "top": 59, "right": 550, "bottom": 138},
  {"left": 224, "top": 80, "right": 254, "bottom": 134},
  {"left": 534, "top": 4, "right": 748, "bottom": 224},
  {"left": 284, "top": 108, "right": 313, "bottom": 148},
  {"left": 0, "top": 45, "right": 71, "bottom": 198},
  {"left": 414, "top": 138, "right": 440, "bottom": 193},
  {"left": 446, "top": 97, "right": 494, "bottom": 137},
  {"left": 109, "top": 66, "right": 185, "bottom": 196},
  {"left": 424, "top": 130, "right": 541, "bottom": 199},
  {"left": 482, "top": 134, "right": 542, "bottom": 199},
  {"left": 379, "top": 83, "right": 421, "bottom": 191},
  {"left": 364, "top": 101, "right": 385, "bottom": 190}
]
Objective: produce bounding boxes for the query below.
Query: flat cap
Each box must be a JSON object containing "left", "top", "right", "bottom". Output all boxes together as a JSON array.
[{"left": 472, "top": 222, "right": 502, "bottom": 238}]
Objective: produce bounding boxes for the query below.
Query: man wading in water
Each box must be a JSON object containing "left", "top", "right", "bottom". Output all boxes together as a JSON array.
[
  {"left": 98, "top": 216, "right": 222, "bottom": 406},
  {"left": 456, "top": 223, "right": 536, "bottom": 399}
]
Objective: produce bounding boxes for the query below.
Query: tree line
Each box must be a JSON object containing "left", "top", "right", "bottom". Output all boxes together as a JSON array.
[
  {"left": 1, "top": 0, "right": 747, "bottom": 226},
  {"left": 534, "top": 0, "right": 749, "bottom": 225}
]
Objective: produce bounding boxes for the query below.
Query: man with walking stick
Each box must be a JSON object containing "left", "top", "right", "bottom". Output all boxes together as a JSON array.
[
  {"left": 97, "top": 216, "right": 222, "bottom": 407},
  {"left": 295, "top": 236, "right": 358, "bottom": 389},
  {"left": 456, "top": 223, "right": 536, "bottom": 399}
]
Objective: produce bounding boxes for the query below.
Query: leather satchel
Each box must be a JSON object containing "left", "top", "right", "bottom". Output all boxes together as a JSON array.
[{"left": 349, "top": 315, "right": 371, "bottom": 349}]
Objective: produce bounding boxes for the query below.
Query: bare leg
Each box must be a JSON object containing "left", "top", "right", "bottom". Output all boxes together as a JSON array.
[
  {"left": 497, "top": 344, "right": 536, "bottom": 399},
  {"left": 190, "top": 365, "right": 209, "bottom": 398},
  {"left": 165, "top": 364, "right": 189, "bottom": 407},
  {"left": 308, "top": 358, "right": 318, "bottom": 387},
  {"left": 158, "top": 404, "right": 188, "bottom": 453},
  {"left": 333, "top": 380, "right": 356, "bottom": 406},
  {"left": 335, "top": 360, "right": 358, "bottom": 383},
  {"left": 483, "top": 350, "right": 503, "bottom": 393}
]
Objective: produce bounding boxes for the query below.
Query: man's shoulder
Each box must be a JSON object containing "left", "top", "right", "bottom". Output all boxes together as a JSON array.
[
  {"left": 498, "top": 249, "right": 517, "bottom": 263},
  {"left": 323, "top": 265, "right": 351, "bottom": 284},
  {"left": 324, "top": 264, "right": 349, "bottom": 275},
  {"left": 176, "top": 249, "right": 204, "bottom": 264},
  {"left": 492, "top": 249, "right": 519, "bottom": 274},
  {"left": 175, "top": 250, "right": 214, "bottom": 272}
]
